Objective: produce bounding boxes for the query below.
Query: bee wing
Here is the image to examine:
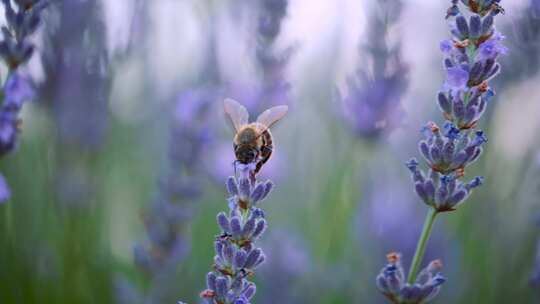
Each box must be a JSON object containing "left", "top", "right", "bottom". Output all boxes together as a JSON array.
[
  {"left": 256, "top": 105, "right": 288, "bottom": 129},
  {"left": 224, "top": 98, "right": 249, "bottom": 131}
]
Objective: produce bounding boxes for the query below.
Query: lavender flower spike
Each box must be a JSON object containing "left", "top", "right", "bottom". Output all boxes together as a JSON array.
[
  {"left": 0, "top": 0, "right": 47, "bottom": 202},
  {"left": 200, "top": 162, "right": 273, "bottom": 304},
  {"left": 377, "top": 1, "right": 506, "bottom": 302},
  {"left": 340, "top": 0, "right": 409, "bottom": 140},
  {"left": 376, "top": 253, "right": 446, "bottom": 304}
]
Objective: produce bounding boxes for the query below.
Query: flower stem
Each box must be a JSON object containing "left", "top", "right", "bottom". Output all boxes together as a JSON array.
[{"left": 407, "top": 207, "right": 438, "bottom": 284}]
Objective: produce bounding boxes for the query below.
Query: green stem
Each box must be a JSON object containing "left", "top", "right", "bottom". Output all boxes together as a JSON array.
[{"left": 407, "top": 207, "right": 438, "bottom": 284}]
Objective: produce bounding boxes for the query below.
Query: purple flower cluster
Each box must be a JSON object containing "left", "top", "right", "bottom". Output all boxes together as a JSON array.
[
  {"left": 531, "top": 229, "right": 540, "bottom": 287},
  {"left": 414, "top": 0, "right": 505, "bottom": 212},
  {"left": 502, "top": 0, "right": 540, "bottom": 82},
  {"left": 200, "top": 163, "right": 273, "bottom": 304},
  {"left": 226, "top": 0, "right": 291, "bottom": 114},
  {"left": 377, "top": 1, "right": 506, "bottom": 302},
  {"left": 39, "top": 0, "right": 111, "bottom": 151},
  {"left": 376, "top": 253, "right": 446, "bottom": 304},
  {"left": 340, "top": 0, "right": 409, "bottom": 140},
  {"left": 0, "top": 0, "right": 46, "bottom": 202},
  {"left": 134, "top": 90, "right": 213, "bottom": 278}
]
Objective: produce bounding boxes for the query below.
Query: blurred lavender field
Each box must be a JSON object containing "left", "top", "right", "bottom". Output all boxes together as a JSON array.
[{"left": 0, "top": 0, "right": 539, "bottom": 303}]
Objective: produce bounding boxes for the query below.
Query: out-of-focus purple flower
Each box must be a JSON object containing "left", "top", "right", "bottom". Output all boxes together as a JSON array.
[
  {"left": 339, "top": 0, "right": 409, "bottom": 140},
  {"left": 4, "top": 72, "right": 34, "bottom": 109},
  {"left": 0, "top": 173, "right": 10, "bottom": 202},
  {"left": 0, "top": 0, "right": 47, "bottom": 70},
  {"left": 135, "top": 88, "right": 213, "bottom": 277},
  {"left": 0, "top": 0, "right": 47, "bottom": 203},
  {"left": 376, "top": 253, "right": 446, "bottom": 304},
  {"left": 257, "top": 229, "right": 310, "bottom": 304},
  {"left": 0, "top": 107, "right": 18, "bottom": 157},
  {"left": 39, "top": 0, "right": 110, "bottom": 150},
  {"left": 501, "top": 0, "right": 540, "bottom": 83},
  {"left": 225, "top": 0, "right": 292, "bottom": 115}
]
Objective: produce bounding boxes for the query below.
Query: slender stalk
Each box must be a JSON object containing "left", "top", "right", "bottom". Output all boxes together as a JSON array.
[{"left": 407, "top": 207, "right": 438, "bottom": 284}]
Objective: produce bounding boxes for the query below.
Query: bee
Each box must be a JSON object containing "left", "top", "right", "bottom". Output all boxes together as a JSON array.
[
  {"left": 223, "top": 98, "right": 288, "bottom": 175},
  {"left": 491, "top": 2, "right": 505, "bottom": 15}
]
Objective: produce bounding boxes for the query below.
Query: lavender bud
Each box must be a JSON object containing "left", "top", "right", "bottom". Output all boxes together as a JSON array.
[
  {"left": 250, "top": 183, "right": 265, "bottom": 203},
  {"left": 242, "top": 217, "right": 256, "bottom": 238},
  {"left": 469, "top": 15, "right": 481, "bottom": 38},
  {"left": 226, "top": 176, "right": 238, "bottom": 196},
  {"left": 243, "top": 283, "right": 256, "bottom": 300},
  {"left": 230, "top": 216, "right": 242, "bottom": 238},
  {"left": 206, "top": 272, "right": 217, "bottom": 290},
  {"left": 481, "top": 15, "right": 494, "bottom": 36},
  {"left": 215, "top": 277, "right": 228, "bottom": 299},
  {"left": 233, "top": 250, "right": 247, "bottom": 269},
  {"left": 252, "top": 219, "right": 267, "bottom": 239},
  {"left": 238, "top": 177, "right": 251, "bottom": 200},
  {"left": 244, "top": 248, "right": 262, "bottom": 269},
  {"left": 217, "top": 212, "right": 230, "bottom": 233},
  {"left": 456, "top": 15, "right": 469, "bottom": 38}
]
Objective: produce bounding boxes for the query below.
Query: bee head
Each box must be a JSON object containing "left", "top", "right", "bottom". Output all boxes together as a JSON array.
[{"left": 235, "top": 144, "right": 259, "bottom": 164}]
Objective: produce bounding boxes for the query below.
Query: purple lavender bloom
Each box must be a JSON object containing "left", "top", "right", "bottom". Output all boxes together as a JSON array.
[
  {"left": 0, "top": 173, "right": 10, "bottom": 202},
  {"left": 376, "top": 253, "right": 446, "bottom": 304},
  {"left": 135, "top": 88, "right": 213, "bottom": 277},
  {"left": 501, "top": 0, "right": 540, "bottom": 82},
  {"left": 418, "top": 121, "right": 486, "bottom": 174},
  {"left": 0, "top": 0, "right": 47, "bottom": 203},
  {"left": 257, "top": 230, "right": 310, "bottom": 304},
  {"left": 225, "top": 0, "right": 292, "bottom": 115},
  {"left": 200, "top": 162, "right": 274, "bottom": 304},
  {"left": 406, "top": 158, "right": 483, "bottom": 212},
  {"left": 377, "top": 1, "right": 505, "bottom": 300},
  {"left": 4, "top": 72, "right": 34, "bottom": 109},
  {"left": 0, "top": 0, "right": 47, "bottom": 70},
  {"left": 445, "top": 67, "right": 469, "bottom": 90},
  {"left": 340, "top": 0, "right": 409, "bottom": 140},
  {"left": 530, "top": 233, "right": 540, "bottom": 287},
  {"left": 39, "top": 0, "right": 111, "bottom": 150}
]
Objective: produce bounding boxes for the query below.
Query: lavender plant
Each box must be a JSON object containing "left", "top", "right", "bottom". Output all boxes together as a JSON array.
[
  {"left": 226, "top": 0, "right": 292, "bottom": 114},
  {"left": 530, "top": 218, "right": 540, "bottom": 288},
  {"left": 502, "top": 0, "right": 540, "bottom": 82},
  {"left": 376, "top": 1, "right": 506, "bottom": 303},
  {"left": 199, "top": 162, "right": 273, "bottom": 304},
  {"left": 0, "top": 0, "right": 46, "bottom": 203},
  {"left": 131, "top": 89, "right": 214, "bottom": 304},
  {"left": 340, "top": 0, "right": 409, "bottom": 140}
]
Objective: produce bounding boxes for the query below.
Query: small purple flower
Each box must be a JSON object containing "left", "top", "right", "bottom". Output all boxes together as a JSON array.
[
  {"left": 445, "top": 67, "right": 469, "bottom": 90},
  {"left": 0, "top": 173, "right": 10, "bottom": 202},
  {"left": 478, "top": 35, "right": 508, "bottom": 60},
  {"left": 0, "top": 109, "right": 18, "bottom": 156},
  {"left": 376, "top": 253, "right": 446, "bottom": 304},
  {"left": 440, "top": 39, "right": 453, "bottom": 54},
  {"left": 4, "top": 72, "right": 34, "bottom": 109},
  {"left": 406, "top": 158, "right": 483, "bottom": 212},
  {"left": 418, "top": 122, "right": 486, "bottom": 174}
]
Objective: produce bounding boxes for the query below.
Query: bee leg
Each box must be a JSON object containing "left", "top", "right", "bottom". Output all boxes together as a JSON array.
[{"left": 254, "top": 145, "right": 273, "bottom": 175}]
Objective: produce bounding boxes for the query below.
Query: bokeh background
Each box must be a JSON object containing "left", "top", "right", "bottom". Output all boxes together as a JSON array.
[{"left": 1, "top": 0, "right": 540, "bottom": 303}]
